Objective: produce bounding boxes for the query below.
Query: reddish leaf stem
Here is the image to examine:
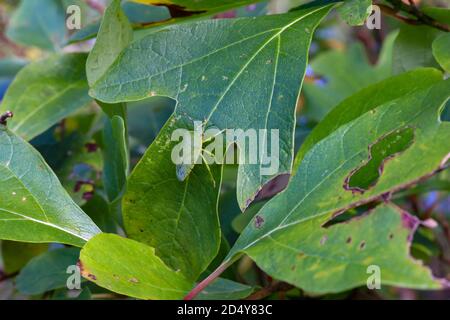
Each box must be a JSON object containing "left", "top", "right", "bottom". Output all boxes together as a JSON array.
[{"left": 184, "top": 262, "right": 230, "bottom": 300}]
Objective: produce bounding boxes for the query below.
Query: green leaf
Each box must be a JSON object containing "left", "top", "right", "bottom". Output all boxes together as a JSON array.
[
  {"left": 123, "top": 115, "right": 222, "bottom": 282},
  {"left": 79, "top": 233, "right": 193, "bottom": 300},
  {"left": 16, "top": 248, "right": 81, "bottom": 295},
  {"left": 1, "top": 241, "right": 48, "bottom": 274},
  {"left": 0, "top": 126, "right": 101, "bottom": 247},
  {"left": 6, "top": 0, "right": 66, "bottom": 51},
  {"left": 303, "top": 32, "right": 397, "bottom": 121},
  {"left": 296, "top": 68, "right": 444, "bottom": 168},
  {"left": 337, "top": 0, "right": 371, "bottom": 26},
  {"left": 393, "top": 25, "right": 442, "bottom": 74},
  {"left": 224, "top": 79, "right": 450, "bottom": 293},
  {"left": 247, "top": 204, "right": 442, "bottom": 293},
  {"left": 0, "top": 53, "right": 92, "bottom": 141},
  {"left": 100, "top": 105, "right": 129, "bottom": 203},
  {"left": 432, "top": 33, "right": 450, "bottom": 73},
  {"left": 89, "top": 4, "right": 334, "bottom": 210},
  {"left": 196, "top": 278, "right": 255, "bottom": 300},
  {"left": 86, "top": 0, "right": 133, "bottom": 87}
]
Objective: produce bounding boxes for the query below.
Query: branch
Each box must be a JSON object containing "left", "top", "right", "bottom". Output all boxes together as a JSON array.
[{"left": 379, "top": 0, "right": 450, "bottom": 32}]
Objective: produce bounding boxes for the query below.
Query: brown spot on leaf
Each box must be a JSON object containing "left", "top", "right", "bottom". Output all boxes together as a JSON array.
[
  {"left": 78, "top": 260, "right": 96, "bottom": 281},
  {"left": 359, "top": 241, "right": 366, "bottom": 250},
  {"left": 320, "top": 235, "right": 328, "bottom": 245},
  {"left": 85, "top": 142, "right": 98, "bottom": 153},
  {"left": 88, "top": 274, "right": 97, "bottom": 281},
  {"left": 254, "top": 215, "right": 264, "bottom": 228},
  {"left": 129, "top": 277, "right": 139, "bottom": 284},
  {"left": 346, "top": 236, "right": 352, "bottom": 244}
]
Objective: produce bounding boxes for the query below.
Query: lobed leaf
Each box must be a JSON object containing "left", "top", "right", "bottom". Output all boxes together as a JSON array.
[{"left": 89, "top": 4, "right": 334, "bottom": 210}]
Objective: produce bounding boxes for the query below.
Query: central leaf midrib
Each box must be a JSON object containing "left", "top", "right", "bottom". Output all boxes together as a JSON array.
[
  {"left": 11, "top": 80, "right": 86, "bottom": 135},
  {"left": 94, "top": 6, "right": 327, "bottom": 103},
  {"left": 0, "top": 163, "right": 87, "bottom": 242}
]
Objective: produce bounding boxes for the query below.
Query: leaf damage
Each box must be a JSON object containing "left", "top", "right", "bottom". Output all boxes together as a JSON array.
[{"left": 344, "top": 126, "right": 415, "bottom": 194}]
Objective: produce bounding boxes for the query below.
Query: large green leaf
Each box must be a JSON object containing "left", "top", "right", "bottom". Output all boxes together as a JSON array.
[
  {"left": 0, "top": 126, "right": 101, "bottom": 247},
  {"left": 16, "top": 248, "right": 81, "bottom": 295},
  {"left": 79, "top": 233, "right": 254, "bottom": 300},
  {"left": 296, "top": 68, "right": 444, "bottom": 167},
  {"left": 123, "top": 115, "right": 222, "bottom": 282},
  {"left": 432, "top": 33, "right": 450, "bottom": 73},
  {"left": 89, "top": 4, "right": 334, "bottom": 210},
  {"left": 0, "top": 54, "right": 92, "bottom": 141},
  {"left": 79, "top": 233, "right": 193, "bottom": 300},
  {"left": 246, "top": 203, "right": 442, "bottom": 293},
  {"left": 220, "top": 79, "right": 450, "bottom": 293}
]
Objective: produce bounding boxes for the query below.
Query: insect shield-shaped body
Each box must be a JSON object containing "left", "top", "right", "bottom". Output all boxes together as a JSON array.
[{"left": 172, "top": 120, "right": 223, "bottom": 187}]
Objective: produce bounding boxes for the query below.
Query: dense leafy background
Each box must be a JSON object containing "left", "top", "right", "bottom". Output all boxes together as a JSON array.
[{"left": 0, "top": 0, "right": 449, "bottom": 301}]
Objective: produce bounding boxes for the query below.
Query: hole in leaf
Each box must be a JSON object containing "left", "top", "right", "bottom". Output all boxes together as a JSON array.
[
  {"left": 359, "top": 241, "right": 366, "bottom": 250},
  {"left": 344, "top": 127, "right": 415, "bottom": 193}
]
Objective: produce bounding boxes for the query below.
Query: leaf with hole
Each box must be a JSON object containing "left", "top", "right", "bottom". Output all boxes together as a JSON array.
[{"left": 219, "top": 79, "right": 450, "bottom": 294}]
